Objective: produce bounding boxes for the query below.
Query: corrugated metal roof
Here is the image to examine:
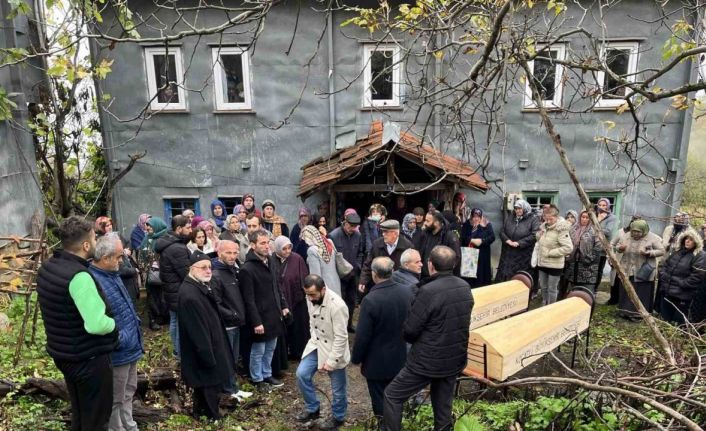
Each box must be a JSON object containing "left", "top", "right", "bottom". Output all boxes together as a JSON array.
[{"left": 298, "top": 121, "right": 488, "bottom": 198}]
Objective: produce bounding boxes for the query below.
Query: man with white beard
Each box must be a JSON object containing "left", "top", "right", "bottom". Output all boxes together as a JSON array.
[{"left": 177, "top": 251, "right": 234, "bottom": 420}]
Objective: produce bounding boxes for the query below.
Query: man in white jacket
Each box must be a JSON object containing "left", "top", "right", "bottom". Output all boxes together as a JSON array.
[{"left": 295, "top": 274, "right": 350, "bottom": 430}]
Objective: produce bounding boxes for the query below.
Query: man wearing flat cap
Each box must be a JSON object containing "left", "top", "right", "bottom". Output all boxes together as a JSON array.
[
  {"left": 359, "top": 219, "right": 413, "bottom": 293},
  {"left": 329, "top": 212, "right": 365, "bottom": 332},
  {"left": 178, "top": 251, "right": 234, "bottom": 420}
]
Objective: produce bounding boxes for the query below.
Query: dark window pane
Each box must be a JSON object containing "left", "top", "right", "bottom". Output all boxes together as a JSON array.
[
  {"left": 603, "top": 49, "right": 630, "bottom": 97},
  {"left": 167, "top": 199, "right": 196, "bottom": 219},
  {"left": 153, "top": 54, "right": 179, "bottom": 104},
  {"left": 218, "top": 197, "right": 242, "bottom": 215},
  {"left": 219, "top": 53, "right": 245, "bottom": 103},
  {"left": 532, "top": 50, "right": 558, "bottom": 101},
  {"left": 370, "top": 50, "right": 393, "bottom": 100}
]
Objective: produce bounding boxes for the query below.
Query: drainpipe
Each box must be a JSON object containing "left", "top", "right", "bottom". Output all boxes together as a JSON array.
[{"left": 327, "top": 9, "right": 336, "bottom": 153}]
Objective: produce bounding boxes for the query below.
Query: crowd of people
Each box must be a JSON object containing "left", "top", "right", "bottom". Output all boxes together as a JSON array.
[{"left": 35, "top": 193, "right": 706, "bottom": 431}]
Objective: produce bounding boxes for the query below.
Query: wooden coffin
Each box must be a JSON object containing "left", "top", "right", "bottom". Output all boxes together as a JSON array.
[
  {"left": 469, "top": 280, "right": 530, "bottom": 330},
  {"left": 465, "top": 297, "right": 591, "bottom": 381}
]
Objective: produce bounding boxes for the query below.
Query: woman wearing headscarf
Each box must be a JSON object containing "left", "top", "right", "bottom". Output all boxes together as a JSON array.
[
  {"left": 219, "top": 214, "right": 241, "bottom": 243},
  {"left": 453, "top": 192, "right": 472, "bottom": 224},
  {"left": 608, "top": 215, "right": 642, "bottom": 305},
  {"left": 271, "top": 236, "right": 310, "bottom": 359},
  {"left": 210, "top": 199, "right": 227, "bottom": 230},
  {"left": 290, "top": 207, "right": 312, "bottom": 259},
  {"left": 138, "top": 216, "right": 169, "bottom": 330},
  {"left": 565, "top": 211, "right": 602, "bottom": 293},
  {"left": 261, "top": 199, "right": 290, "bottom": 239},
  {"left": 460, "top": 208, "right": 496, "bottom": 288},
  {"left": 300, "top": 225, "right": 342, "bottom": 296},
  {"left": 401, "top": 213, "right": 417, "bottom": 241},
  {"left": 614, "top": 219, "right": 665, "bottom": 319},
  {"left": 594, "top": 198, "right": 617, "bottom": 292},
  {"left": 130, "top": 213, "right": 151, "bottom": 251},
  {"left": 496, "top": 199, "right": 540, "bottom": 282},
  {"left": 197, "top": 220, "right": 220, "bottom": 252},
  {"left": 190, "top": 215, "right": 205, "bottom": 229},
  {"left": 565, "top": 210, "right": 578, "bottom": 226}
]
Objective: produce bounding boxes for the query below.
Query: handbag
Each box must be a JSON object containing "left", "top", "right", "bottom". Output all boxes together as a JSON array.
[
  {"left": 147, "top": 268, "right": 163, "bottom": 286},
  {"left": 460, "top": 247, "right": 479, "bottom": 278},
  {"left": 335, "top": 251, "right": 354, "bottom": 278},
  {"left": 531, "top": 243, "right": 539, "bottom": 268},
  {"left": 634, "top": 261, "right": 655, "bottom": 282}
]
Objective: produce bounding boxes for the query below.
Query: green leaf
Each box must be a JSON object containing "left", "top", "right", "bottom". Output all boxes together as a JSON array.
[{"left": 0, "top": 86, "right": 18, "bottom": 121}]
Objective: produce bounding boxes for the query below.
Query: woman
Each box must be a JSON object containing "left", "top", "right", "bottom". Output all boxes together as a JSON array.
[
  {"left": 661, "top": 212, "right": 690, "bottom": 256},
  {"left": 658, "top": 229, "right": 705, "bottom": 325},
  {"left": 496, "top": 199, "right": 540, "bottom": 282},
  {"left": 362, "top": 203, "right": 385, "bottom": 255},
  {"left": 594, "top": 198, "right": 617, "bottom": 292},
  {"left": 460, "top": 208, "right": 495, "bottom": 288},
  {"left": 614, "top": 219, "right": 665, "bottom": 319},
  {"left": 233, "top": 204, "right": 248, "bottom": 231},
  {"left": 187, "top": 226, "right": 216, "bottom": 255},
  {"left": 210, "top": 199, "right": 227, "bottom": 231},
  {"left": 608, "top": 215, "right": 642, "bottom": 305},
  {"left": 565, "top": 211, "right": 602, "bottom": 293},
  {"left": 300, "top": 225, "right": 341, "bottom": 296},
  {"left": 535, "top": 206, "right": 573, "bottom": 305},
  {"left": 190, "top": 215, "right": 205, "bottom": 229},
  {"left": 565, "top": 210, "right": 578, "bottom": 226},
  {"left": 261, "top": 199, "right": 290, "bottom": 238},
  {"left": 272, "top": 236, "right": 310, "bottom": 359},
  {"left": 130, "top": 213, "right": 151, "bottom": 251},
  {"left": 219, "top": 214, "right": 241, "bottom": 243},
  {"left": 453, "top": 192, "right": 471, "bottom": 225},
  {"left": 197, "top": 220, "right": 220, "bottom": 252},
  {"left": 290, "top": 207, "right": 312, "bottom": 259},
  {"left": 401, "top": 213, "right": 416, "bottom": 241},
  {"left": 138, "top": 216, "right": 169, "bottom": 330}
]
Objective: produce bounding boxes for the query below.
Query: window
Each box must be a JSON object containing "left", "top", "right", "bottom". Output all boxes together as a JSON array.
[
  {"left": 587, "top": 192, "right": 621, "bottom": 219},
  {"left": 164, "top": 198, "right": 200, "bottom": 221},
  {"left": 145, "top": 47, "right": 187, "bottom": 111},
  {"left": 524, "top": 45, "right": 566, "bottom": 109},
  {"left": 212, "top": 47, "right": 252, "bottom": 111},
  {"left": 218, "top": 196, "right": 243, "bottom": 215},
  {"left": 522, "top": 192, "right": 558, "bottom": 212},
  {"left": 595, "top": 42, "right": 639, "bottom": 108},
  {"left": 363, "top": 44, "right": 401, "bottom": 108}
]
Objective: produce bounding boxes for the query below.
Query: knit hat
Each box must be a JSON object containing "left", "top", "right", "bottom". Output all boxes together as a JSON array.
[
  {"left": 262, "top": 199, "right": 275, "bottom": 210},
  {"left": 189, "top": 250, "right": 210, "bottom": 266}
]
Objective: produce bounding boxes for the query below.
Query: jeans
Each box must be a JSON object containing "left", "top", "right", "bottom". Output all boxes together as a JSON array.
[
  {"left": 54, "top": 354, "right": 113, "bottom": 431},
  {"left": 250, "top": 337, "right": 277, "bottom": 382},
  {"left": 109, "top": 361, "right": 138, "bottom": 431},
  {"left": 538, "top": 270, "right": 561, "bottom": 305},
  {"left": 296, "top": 351, "right": 347, "bottom": 421},
  {"left": 169, "top": 310, "right": 180, "bottom": 358},
  {"left": 223, "top": 327, "right": 240, "bottom": 393}
]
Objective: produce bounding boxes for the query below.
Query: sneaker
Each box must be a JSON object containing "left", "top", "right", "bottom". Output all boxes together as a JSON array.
[
  {"left": 296, "top": 409, "right": 320, "bottom": 422},
  {"left": 235, "top": 390, "right": 253, "bottom": 399},
  {"left": 263, "top": 377, "right": 283, "bottom": 387},
  {"left": 318, "top": 416, "right": 345, "bottom": 430}
]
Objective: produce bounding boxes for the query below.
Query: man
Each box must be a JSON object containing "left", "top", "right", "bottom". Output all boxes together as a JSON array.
[
  {"left": 155, "top": 215, "right": 192, "bottom": 358},
  {"left": 37, "top": 217, "right": 117, "bottom": 430},
  {"left": 352, "top": 257, "right": 412, "bottom": 420},
  {"left": 415, "top": 211, "right": 462, "bottom": 278},
  {"left": 359, "top": 219, "right": 413, "bottom": 292},
  {"left": 383, "top": 246, "right": 474, "bottom": 431},
  {"left": 236, "top": 213, "right": 272, "bottom": 263},
  {"left": 90, "top": 233, "right": 143, "bottom": 431},
  {"left": 239, "top": 229, "right": 289, "bottom": 388},
  {"left": 211, "top": 240, "right": 253, "bottom": 401},
  {"left": 390, "top": 248, "right": 423, "bottom": 297},
  {"left": 178, "top": 251, "right": 234, "bottom": 420},
  {"left": 328, "top": 212, "right": 364, "bottom": 332},
  {"left": 296, "top": 274, "right": 350, "bottom": 430}
]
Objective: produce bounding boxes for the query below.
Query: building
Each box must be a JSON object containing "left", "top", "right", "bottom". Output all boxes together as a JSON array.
[{"left": 93, "top": 0, "right": 695, "bottom": 258}]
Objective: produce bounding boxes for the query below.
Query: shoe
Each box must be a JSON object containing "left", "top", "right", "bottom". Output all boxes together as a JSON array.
[
  {"left": 319, "top": 416, "right": 345, "bottom": 430},
  {"left": 235, "top": 390, "right": 253, "bottom": 399},
  {"left": 296, "top": 409, "right": 320, "bottom": 422},
  {"left": 149, "top": 321, "right": 161, "bottom": 331},
  {"left": 263, "top": 377, "right": 283, "bottom": 387},
  {"left": 347, "top": 326, "right": 356, "bottom": 333}
]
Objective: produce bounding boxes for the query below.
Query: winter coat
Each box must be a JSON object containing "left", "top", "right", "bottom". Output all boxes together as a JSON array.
[
  {"left": 390, "top": 268, "right": 420, "bottom": 298},
  {"left": 615, "top": 231, "right": 665, "bottom": 281},
  {"left": 661, "top": 224, "right": 690, "bottom": 256},
  {"left": 328, "top": 226, "right": 364, "bottom": 274},
  {"left": 211, "top": 258, "right": 246, "bottom": 328},
  {"left": 155, "top": 232, "right": 191, "bottom": 311},
  {"left": 187, "top": 239, "right": 216, "bottom": 256},
  {"left": 496, "top": 213, "right": 540, "bottom": 281},
  {"left": 659, "top": 231, "right": 706, "bottom": 301},
  {"left": 565, "top": 225, "right": 602, "bottom": 285},
  {"left": 404, "top": 272, "right": 473, "bottom": 378},
  {"left": 239, "top": 250, "right": 288, "bottom": 342},
  {"left": 536, "top": 219, "right": 574, "bottom": 270},
  {"left": 130, "top": 225, "right": 145, "bottom": 251},
  {"left": 118, "top": 254, "right": 140, "bottom": 304},
  {"left": 89, "top": 265, "right": 143, "bottom": 367},
  {"left": 415, "top": 227, "right": 462, "bottom": 278},
  {"left": 302, "top": 289, "right": 350, "bottom": 370},
  {"left": 690, "top": 281, "right": 706, "bottom": 323},
  {"left": 359, "top": 236, "right": 414, "bottom": 286},
  {"left": 289, "top": 223, "right": 310, "bottom": 260},
  {"left": 271, "top": 252, "right": 309, "bottom": 312},
  {"left": 306, "top": 246, "right": 342, "bottom": 296},
  {"left": 460, "top": 221, "right": 496, "bottom": 287},
  {"left": 177, "top": 275, "right": 234, "bottom": 388},
  {"left": 351, "top": 279, "right": 412, "bottom": 380},
  {"left": 361, "top": 218, "right": 381, "bottom": 255}
]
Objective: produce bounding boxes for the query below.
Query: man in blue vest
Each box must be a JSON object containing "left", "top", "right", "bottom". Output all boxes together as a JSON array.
[{"left": 37, "top": 216, "right": 118, "bottom": 431}]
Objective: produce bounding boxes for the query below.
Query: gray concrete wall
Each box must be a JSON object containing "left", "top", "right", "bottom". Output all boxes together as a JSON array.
[{"left": 95, "top": 0, "right": 692, "bottom": 247}]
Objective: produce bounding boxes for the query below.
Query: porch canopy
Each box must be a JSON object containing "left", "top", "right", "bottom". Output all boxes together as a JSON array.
[{"left": 298, "top": 121, "right": 489, "bottom": 199}]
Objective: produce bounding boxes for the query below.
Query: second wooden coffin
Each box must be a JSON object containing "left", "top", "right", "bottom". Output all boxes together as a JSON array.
[{"left": 469, "top": 280, "right": 530, "bottom": 330}]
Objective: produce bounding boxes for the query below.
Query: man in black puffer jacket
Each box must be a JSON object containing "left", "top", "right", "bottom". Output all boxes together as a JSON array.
[
  {"left": 383, "top": 245, "right": 473, "bottom": 431},
  {"left": 155, "top": 215, "right": 192, "bottom": 358}
]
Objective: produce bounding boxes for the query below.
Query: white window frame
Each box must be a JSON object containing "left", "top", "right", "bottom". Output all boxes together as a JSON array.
[
  {"left": 211, "top": 47, "right": 252, "bottom": 111},
  {"left": 523, "top": 44, "right": 566, "bottom": 109},
  {"left": 595, "top": 42, "right": 639, "bottom": 108},
  {"left": 144, "top": 47, "right": 187, "bottom": 111},
  {"left": 362, "top": 44, "right": 401, "bottom": 108}
]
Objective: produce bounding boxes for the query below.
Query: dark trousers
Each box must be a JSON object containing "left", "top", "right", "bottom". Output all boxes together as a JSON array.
[
  {"left": 341, "top": 274, "right": 358, "bottom": 327},
  {"left": 383, "top": 366, "right": 456, "bottom": 431},
  {"left": 192, "top": 384, "right": 222, "bottom": 420},
  {"left": 618, "top": 277, "right": 655, "bottom": 317},
  {"left": 54, "top": 354, "right": 113, "bottom": 431},
  {"left": 593, "top": 255, "right": 607, "bottom": 292},
  {"left": 367, "top": 378, "right": 392, "bottom": 417},
  {"left": 146, "top": 283, "right": 167, "bottom": 324},
  {"left": 661, "top": 296, "right": 692, "bottom": 325}
]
